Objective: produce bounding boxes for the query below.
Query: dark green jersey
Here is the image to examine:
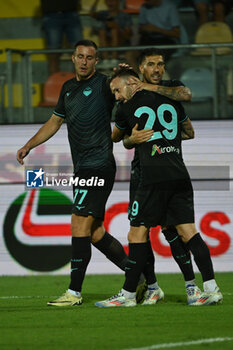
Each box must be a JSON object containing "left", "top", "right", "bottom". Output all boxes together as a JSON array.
[
  {"left": 54, "top": 72, "right": 115, "bottom": 172},
  {"left": 115, "top": 90, "right": 190, "bottom": 185}
]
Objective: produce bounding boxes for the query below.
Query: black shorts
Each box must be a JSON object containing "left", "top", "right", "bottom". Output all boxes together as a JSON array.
[
  {"left": 72, "top": 164, "right": 116, "bottom": 221},
  {"left": 129, "top": 179, "right": 195, "bottom": 227},
  {"left": 129, "top": 166, "right": 140, "bottom": 215}
]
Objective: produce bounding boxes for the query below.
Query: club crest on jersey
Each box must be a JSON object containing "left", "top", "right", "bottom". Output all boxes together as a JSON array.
[{"left": 83, "top": 87, "right": 92, "bottom": 96}]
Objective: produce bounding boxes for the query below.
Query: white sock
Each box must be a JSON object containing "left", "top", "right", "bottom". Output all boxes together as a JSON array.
[
  {"left": 68, "top": 289, "right": 81, "bottom": 297},
  {"left": 148, "top": 282, "right": 159, "bottom": 289},
  {"left": 121, "top": 289, "right": 136, "bottom": 299},
  {"left": 185, "top": 280, "right": 196, "bottom": 288},
  {"left": 203, "top": 279, "right": 218, "bottom": 292}
]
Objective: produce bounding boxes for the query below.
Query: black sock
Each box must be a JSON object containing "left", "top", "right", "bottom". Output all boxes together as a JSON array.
[
  {"left": 93, "top": 232, "right": 128, "bottom": 271},
  {"left": 143, "top": 240, "right": 156, "bottom": 285},
  {"left": 163, "top": 228, "right": 195, "bottom": 282},
  {"left": 123, "top": 243, "right": 148, "bottom": 292},
  {"left": 186, "top": 232, "right": 214, "bottom": 282},
  {"left": 69, "top": 236, "right": 91, "bottom": 292}
]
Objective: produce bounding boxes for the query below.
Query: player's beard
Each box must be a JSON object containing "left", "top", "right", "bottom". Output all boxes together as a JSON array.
[
  {"left": 126, "top": 85, "right": 134, "bottom": 100},
  {"left": 75, "top": 62, "right": 96, "bottom": 80}
]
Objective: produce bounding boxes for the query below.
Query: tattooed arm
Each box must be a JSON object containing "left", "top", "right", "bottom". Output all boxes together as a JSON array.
[
  {"left": 127, "top": 76, "right": 192, "bottom": 102},
  {"left": 181, "top": 118, "right": 195, "bottom": 140},
  {"left": 153, "top": 84, "right": 192, "bottom": 102}
]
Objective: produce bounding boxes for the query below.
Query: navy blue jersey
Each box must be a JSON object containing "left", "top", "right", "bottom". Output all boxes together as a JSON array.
[
  {"left": 54, "top": 72, "right": 115, "bottom": 172},
  {"left": 130, "top": 79, "right": 185, "bottom": 174},
  {"left": 115, "top": 89, "right": 190, "bottom": 185}
]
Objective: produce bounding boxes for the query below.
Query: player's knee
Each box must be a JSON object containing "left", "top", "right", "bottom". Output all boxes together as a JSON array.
[
  {"left": 128, "top": 226, "right": 148, "bottom": 243},
  {"left": 91, "top": 227, "right": 105, "bottom": 244},
  {"left": 162, "top": 227, "right": 178, "bottom": 242},
  {"left": 71, "top": 214, "right": 93, "bottom": 236},
  {"left": 173, "top": 223, "right": 197, "bottom": 243}
]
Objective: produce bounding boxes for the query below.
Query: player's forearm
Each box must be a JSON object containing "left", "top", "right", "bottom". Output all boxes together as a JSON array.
[
  {"left": 154, "top": 85, "right": 192, "bottom": 102},
  {"left": 112, "top": 126, "right": 124, "bottom": 143},
  {"left": 123, "top": 135, "right": 135, "bottom": 149},
  {"left": 24, "top": 115, "right": 62, "bottom": 151},
  {"left": 181, "top": 118, "right": 195, "bottom": 140}
]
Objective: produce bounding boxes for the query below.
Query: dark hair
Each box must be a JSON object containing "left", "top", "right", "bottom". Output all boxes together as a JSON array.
[
  {"left": 74, "top": 40, "right": 98, "bottom": 52},
  {"left": 110, "top": 68, "right": 139, "bottom": 83},
  {"left": 137, "top": 48, "right": 165, "bottom": 65}
]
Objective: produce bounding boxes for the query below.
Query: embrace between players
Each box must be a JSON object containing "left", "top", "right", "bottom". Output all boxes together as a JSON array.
[{"left": 16, "top": 40, "right": 222, "bottom": 308}]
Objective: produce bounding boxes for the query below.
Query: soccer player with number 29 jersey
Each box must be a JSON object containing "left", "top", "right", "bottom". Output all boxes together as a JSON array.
[
  {"left": 96, "top": 68, "right": 223, "bottom": 307},
  {"left": 125, "top": 49, "right": 202, "bottom": 305}
]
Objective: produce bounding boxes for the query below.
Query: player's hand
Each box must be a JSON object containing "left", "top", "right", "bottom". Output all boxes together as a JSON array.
[
  {"left": 127, "top": 76, "right": 146, "bottom": 94},
  {"left": 130, "top": 124, "right": 153, "bottom": 144},
  {"left": 113, "top": 63, "right": 132, "bottom": 72},
  {"left": 16, "top": 146, "right": 30, "bottom": 165}
]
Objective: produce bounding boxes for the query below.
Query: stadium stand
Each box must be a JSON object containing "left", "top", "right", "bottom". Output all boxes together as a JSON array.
[
  {"left": 191, "top": 21, "right": 233, "bottom": 56},
  {"left": 180, "top": 67, "right": 213, "bottom": 102},
  {"left": 1, "top": 0, "right": 233, "bottom": 122},
  {"left": 40, "top": 72, "right": 75, "bottom": 107},
  {"left": 227, "top": 68, "right": 233, "bottom": 101},
  {"left": 123, "top": 0, "right": 144, "bottom": 13}
]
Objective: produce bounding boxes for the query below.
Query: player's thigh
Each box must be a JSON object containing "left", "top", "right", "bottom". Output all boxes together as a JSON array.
[{"left": 71, "top": 213, "right": 95, "bottom": 237}]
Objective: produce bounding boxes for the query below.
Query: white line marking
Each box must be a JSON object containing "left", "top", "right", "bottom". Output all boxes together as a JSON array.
[
  {"left": 0, "top": 293, "right": 232, "bottom": 300},
  {"left": 0, "top": 296, "right": 58, "bottom": 299},
  {"left": 123, "top": 337, "right": 233, "bottom": 350},
  {"left": 1, "top": 292, "right": 232, "bottom": 300}
]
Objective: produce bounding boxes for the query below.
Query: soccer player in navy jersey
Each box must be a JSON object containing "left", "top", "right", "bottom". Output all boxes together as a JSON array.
[
  {"left": 95, "top": 68, "right": 222, "bottom": 307},
  {"left": 123, "top": 49, "right": 202, "bottom": 304},
  {"left": 16, "top": 40, "right": 142, "bottom": 307}
]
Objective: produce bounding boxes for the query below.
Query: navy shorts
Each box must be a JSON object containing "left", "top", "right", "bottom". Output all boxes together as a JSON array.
[
  {"left": 72, "top": 165, "right": 116, "bottom": 221},
  {"left": 129, "top": 179, "right": 195, "bottom": 228}
]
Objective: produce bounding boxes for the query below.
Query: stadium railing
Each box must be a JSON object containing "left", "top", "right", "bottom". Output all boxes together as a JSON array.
[{"left": 4, "top": 42, "right": 233, "bottom": 123}]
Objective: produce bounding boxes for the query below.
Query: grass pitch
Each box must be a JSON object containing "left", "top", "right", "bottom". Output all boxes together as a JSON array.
[{"left": 0, "top": 273, "right": 233, "bottom": 350}]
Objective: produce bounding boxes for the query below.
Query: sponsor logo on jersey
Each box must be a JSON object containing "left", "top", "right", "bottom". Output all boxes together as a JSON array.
[
  {"left": 151, "top": 144, "right": 162, "bottom": 156},
  {"left": 83, "top": 87, "right": 92, "bottom": 96},
  {"left": 151, "top": 144, "right": 180, "bottom": 156}
]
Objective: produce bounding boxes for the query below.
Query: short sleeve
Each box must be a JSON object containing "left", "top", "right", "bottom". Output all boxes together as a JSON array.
[
  {"left": 114, "top": 105, "right": 128, "bottom": 130},
  {"left": 54, "top": 84, "right": 67, "bottom": 118},
  {"left": 178, "top": 103, "right": 188, "bottom": 123}
]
